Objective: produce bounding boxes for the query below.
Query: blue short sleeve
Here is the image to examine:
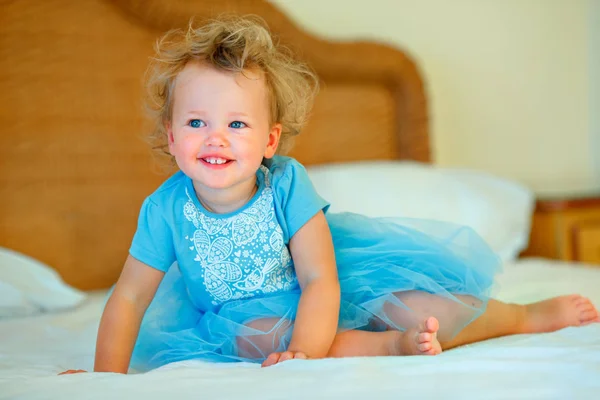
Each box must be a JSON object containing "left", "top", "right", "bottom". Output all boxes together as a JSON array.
[
  {"left": 129, "top": 197, "right": 176, "bottom": 272},
  {"left": 268, "top": 157, "right": 330, "bottom": 241}
]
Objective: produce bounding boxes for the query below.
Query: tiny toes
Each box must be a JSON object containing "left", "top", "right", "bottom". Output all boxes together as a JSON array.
[
  {"left": 579, "top": 305, "right": 596, "bottom": 314},
  {"left": 418, "top": 333, "right": 432, "bottom": 343},
  {"left": 399, "top": 318, "right": 442, "bottom": 356},
  {"left": 574, "top": 297, "right": 590, "bottom": 306},
  {"left": 418, "top": 342, "right": 432, "bottom": 352},
  {"left": 580, "top": 310, "right": 599, "bottom": 321},
  {"left": 424, "top": 317, "right": 439, "bottom": 333}
]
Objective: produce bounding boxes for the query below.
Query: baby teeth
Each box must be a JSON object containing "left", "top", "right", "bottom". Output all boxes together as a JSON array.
[{"left": 205, "top": 157, "right": 227, "bottom": 165}]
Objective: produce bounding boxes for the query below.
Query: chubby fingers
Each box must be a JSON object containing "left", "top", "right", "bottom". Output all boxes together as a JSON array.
[
  {"left": 278, "top": 351, "right": 295, "bottom": 363},
  {"left": 293, "top": 352, "right": 307, "bottom": 360},
  {"left": 261, "top": 351, "right": 308, "bottom": 367},
  {"left": 261, "top": 352, "right": 281, "bottom": 368},
  {"left": 58, "top": 369, "right": 87, "bottom": 375}
]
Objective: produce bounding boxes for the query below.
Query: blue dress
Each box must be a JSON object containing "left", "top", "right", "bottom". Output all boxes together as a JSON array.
[{"left": 128, "top": 156, "right": 501, "bottom": 371}]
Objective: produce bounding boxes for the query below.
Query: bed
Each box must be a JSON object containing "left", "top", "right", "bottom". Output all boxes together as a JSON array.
[{"left": 1, "top": 0, "right": 599, "bottom": 398}]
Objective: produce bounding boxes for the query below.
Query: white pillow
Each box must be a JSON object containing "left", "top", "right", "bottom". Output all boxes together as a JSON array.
[
  {"left": 307, "top": 161, "right": 535, "bottom": 262},
  {"left": 0, "top": 247, "right": 86, "bottom": 318}
]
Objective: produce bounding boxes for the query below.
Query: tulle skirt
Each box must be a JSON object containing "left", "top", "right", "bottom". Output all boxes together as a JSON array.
[{"left": 129, "top": 212, "right": 502, "bottom": 372}]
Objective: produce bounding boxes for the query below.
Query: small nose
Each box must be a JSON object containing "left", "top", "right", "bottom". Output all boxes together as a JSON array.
[{"left": 205, "top": 127, "right": 229, "bottom": 147}]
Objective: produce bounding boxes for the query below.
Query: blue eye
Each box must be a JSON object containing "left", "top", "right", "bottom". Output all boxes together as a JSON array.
[
  {"left": 229, "top": 121, "right": 247, "bottom": 129},
  {"left": 188, "top": 119, "right": 205, "bottom": 128}
]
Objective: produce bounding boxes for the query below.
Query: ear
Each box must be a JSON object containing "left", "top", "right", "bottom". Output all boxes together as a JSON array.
[
  {"left": 166, "top": 123, "right": 176, "bottom": 155},
  {"left": 263, "top": 123, "right": 282, "bottom": 159}
]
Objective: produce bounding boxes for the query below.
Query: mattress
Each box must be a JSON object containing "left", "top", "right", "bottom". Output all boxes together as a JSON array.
[{"left": 1, "top": 258, "right": 599, "bottom": 399}]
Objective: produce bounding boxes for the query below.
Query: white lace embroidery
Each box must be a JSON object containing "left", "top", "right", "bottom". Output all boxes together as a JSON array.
[{"left": 183, "top": 166, "right": 297, "bottom": 305}]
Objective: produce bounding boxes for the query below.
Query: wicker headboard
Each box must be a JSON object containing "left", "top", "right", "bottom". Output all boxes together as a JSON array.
[{"left": 0, "top": 0, "right": 429, "bottom": 289}]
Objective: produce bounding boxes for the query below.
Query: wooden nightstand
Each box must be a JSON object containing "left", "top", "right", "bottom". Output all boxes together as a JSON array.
[{"left": 522, "top": 194, "right": 600, "bottom": 265}]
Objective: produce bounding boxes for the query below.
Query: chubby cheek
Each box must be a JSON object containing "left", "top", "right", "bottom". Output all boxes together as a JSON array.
[
  {"left": 171, "top": 134, "right": 202, "bottom": 160},
  {"left": 233, "top": 138, "right": 267, "bottom": 164}
]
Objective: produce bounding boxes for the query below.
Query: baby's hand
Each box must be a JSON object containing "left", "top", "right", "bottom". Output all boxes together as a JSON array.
[
  {"left": 58, "top": 369, "right": 87, "bottom": 375},
  {"left": 261, "top": 351, "right": 307, "bottom": 367}
]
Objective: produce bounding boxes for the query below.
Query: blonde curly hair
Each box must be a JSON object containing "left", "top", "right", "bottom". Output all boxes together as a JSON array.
[{"left": 145, "top": 15, "right": 319, "bottom": 163}]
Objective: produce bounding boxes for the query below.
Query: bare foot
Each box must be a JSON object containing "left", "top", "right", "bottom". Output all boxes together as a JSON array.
[
  {"left": 391, "top": 317, "right": 442, "bottom": 356},
  {"left": 524, "top": 295, "right": 600, "bottom": 333}
]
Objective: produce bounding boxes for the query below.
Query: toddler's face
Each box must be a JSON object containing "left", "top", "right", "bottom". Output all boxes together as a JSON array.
[{"left": 168, "top": 61, "right": 280, "bottom": 194}]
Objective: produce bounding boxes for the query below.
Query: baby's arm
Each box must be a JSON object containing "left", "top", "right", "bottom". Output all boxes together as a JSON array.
[
  {"left": 278, "top": 211, "right": 341, "bottom": 361},
  {"left": 93, "top": 255, "right": 164, "bottom": 373}
]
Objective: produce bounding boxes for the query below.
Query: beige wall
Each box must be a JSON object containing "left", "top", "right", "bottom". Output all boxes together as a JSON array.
[
  {"left": 270, "top": 0, "right": 598, "bottom": 196},
  {"left": 591, "top": 0, "right": 600, "bottom": 192}
]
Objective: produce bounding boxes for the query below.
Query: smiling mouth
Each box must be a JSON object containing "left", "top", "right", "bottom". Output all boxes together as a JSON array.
[{"left": 199, "top": 157, "right": 233, "bottom": 166}]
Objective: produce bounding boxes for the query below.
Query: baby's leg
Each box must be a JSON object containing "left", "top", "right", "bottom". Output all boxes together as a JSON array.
[
  {"left": 442, "top": 295, "right": 600, "bottom": 349},
  {"left": 240, "top": 295, "right": 599, "bottom": 360},
  {"left": 237, "top": 318, "right": 292, "bottom": 360},
  {"left": 327, "top": 317, "right": 441, "bottom": 357},
  {"left": 384, "top": 290, "right": 482, "bottom": 342},
  {"left": 438, "top": 297, "right": 524, "bottom": 349},
  {"left": 326, "top": 290, "right": 472, "bottom": 358},
  {"left": 356, "top": 290, "right": 599, "bottom": 354},
  {"left": 240, "top": 316, "right": 439, "bottom": 360}
]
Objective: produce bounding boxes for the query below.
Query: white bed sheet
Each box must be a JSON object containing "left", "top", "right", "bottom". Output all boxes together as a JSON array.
[{"left": 1, "top": 258, "right": 599, "bottom": 400}]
